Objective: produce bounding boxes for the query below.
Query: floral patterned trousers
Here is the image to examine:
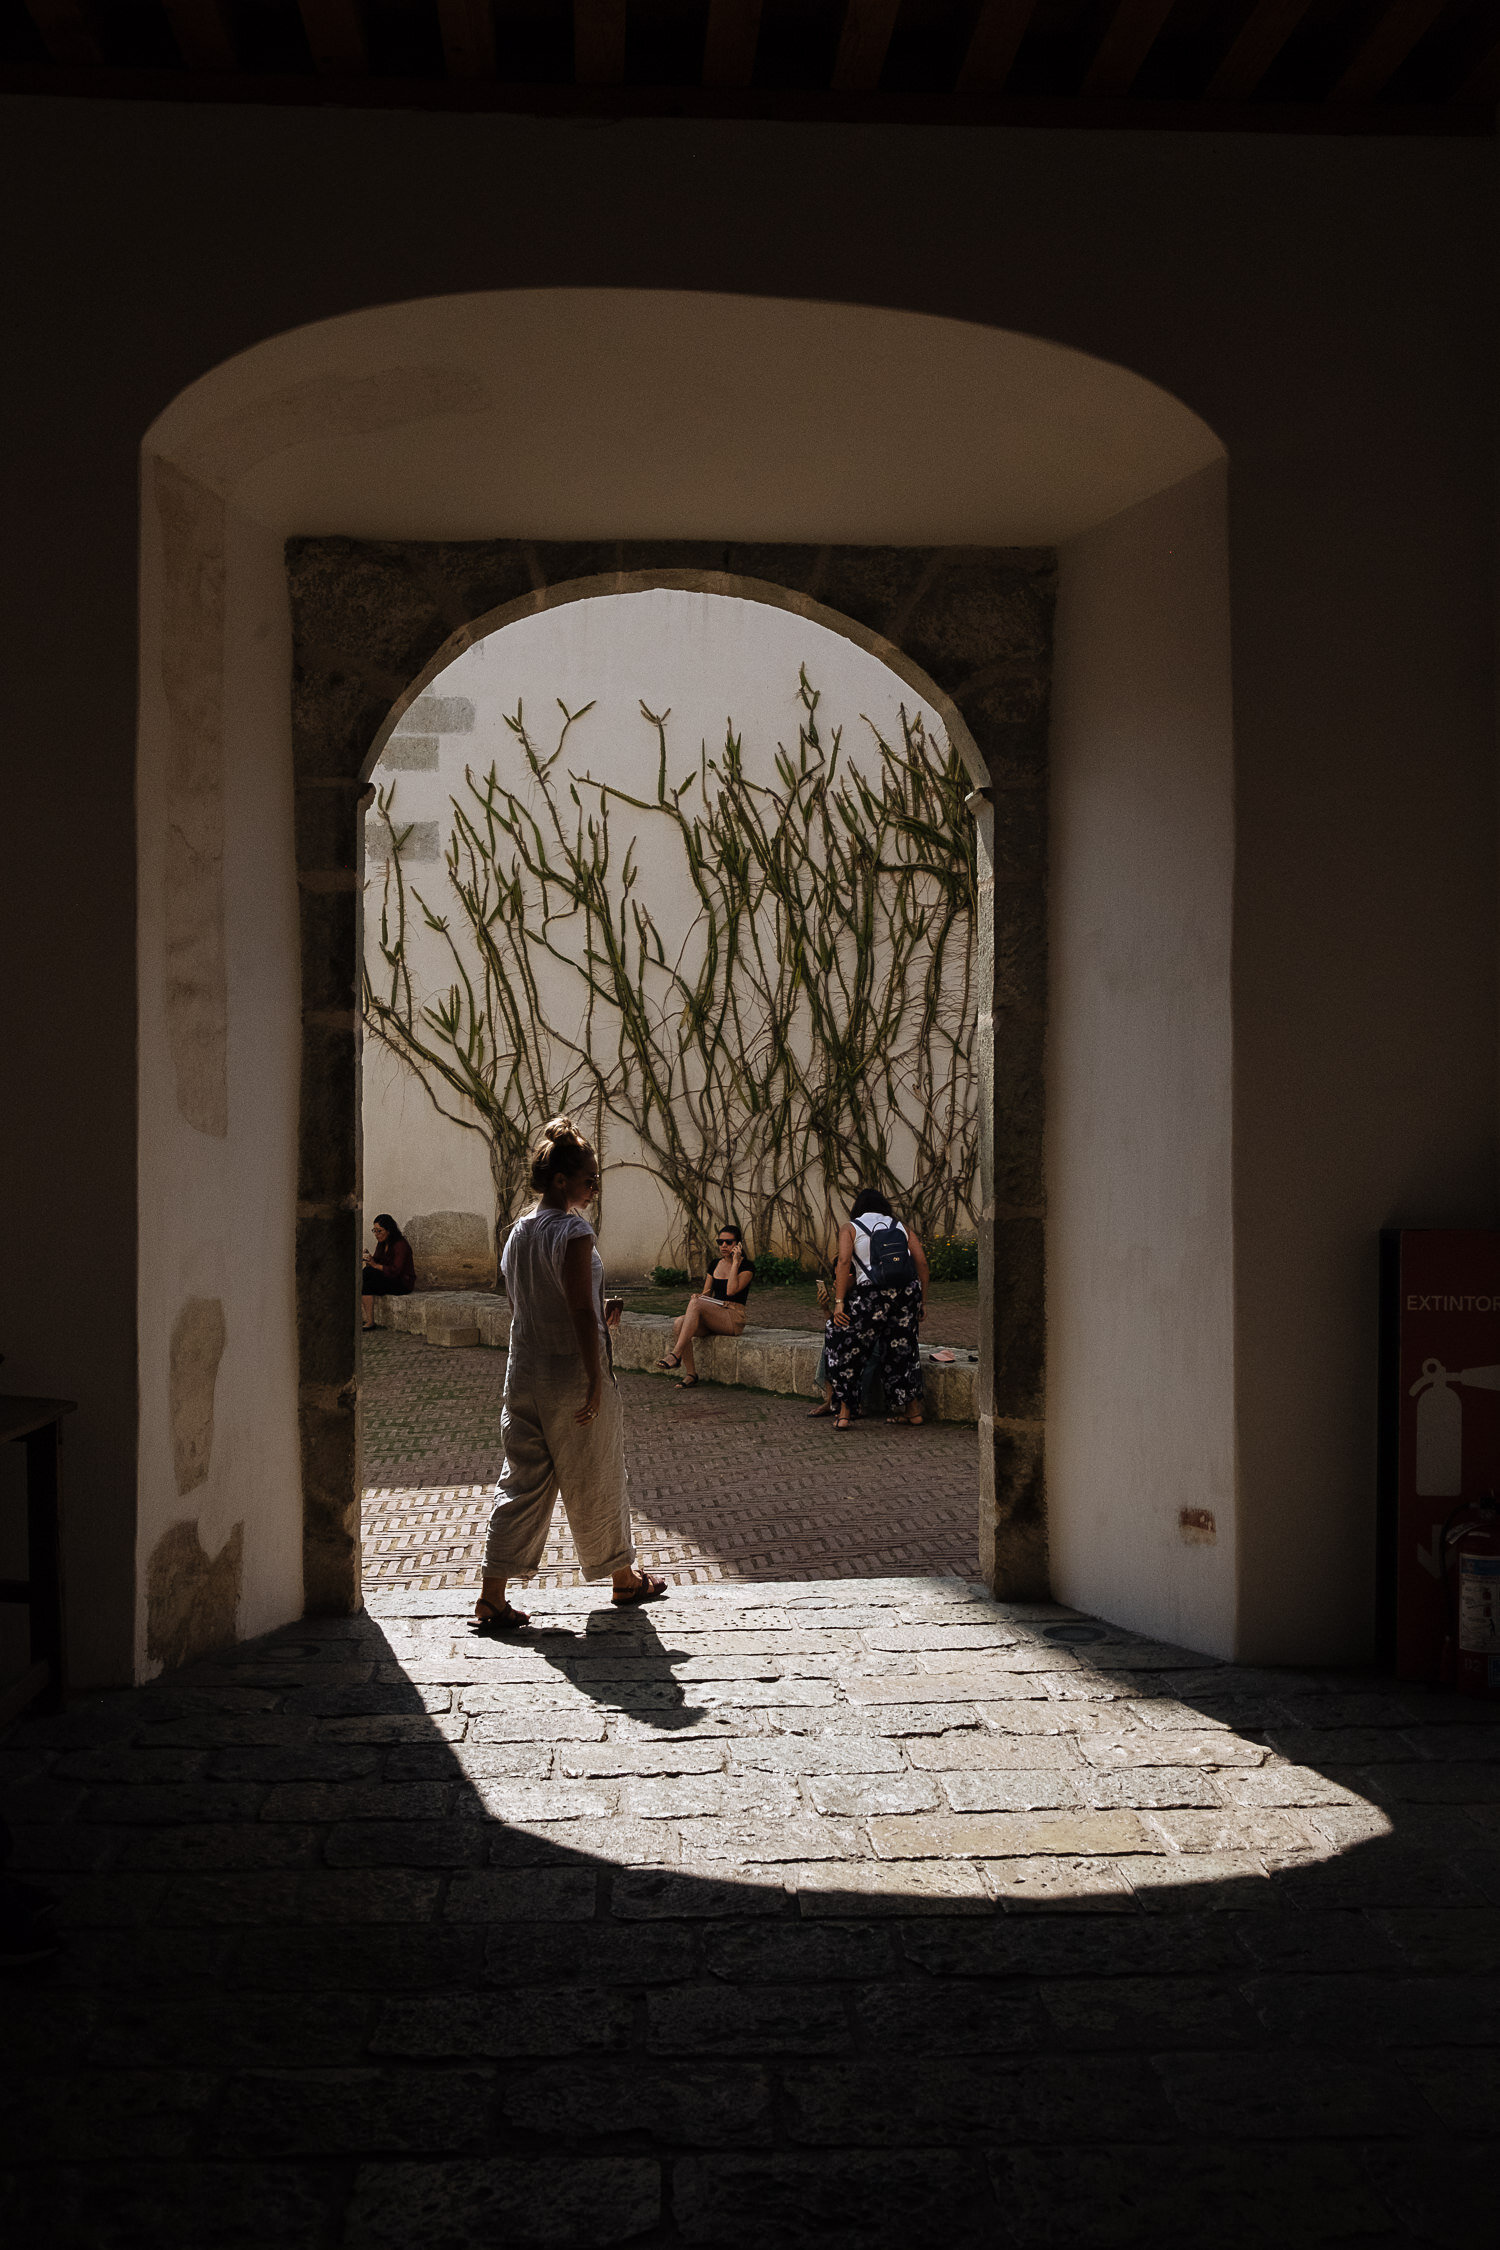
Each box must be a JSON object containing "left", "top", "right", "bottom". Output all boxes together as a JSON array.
[{"left": 824, "top": 1279, "right": 924, "bottom": 1412}]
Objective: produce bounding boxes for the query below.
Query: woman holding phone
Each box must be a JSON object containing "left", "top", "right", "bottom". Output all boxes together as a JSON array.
[
  {"left": 659, "top": 1223, "right": 755, "bottom": 1388},
  {"left": 361, "top": 1214, "right": 415, "bottom": 1330},
  {"left": 475, "top": 1116, "right": 665, "bottom": 1631}
]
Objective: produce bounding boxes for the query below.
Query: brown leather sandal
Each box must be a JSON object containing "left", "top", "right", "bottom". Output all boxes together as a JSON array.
[
  {"left": 471, "top": 1597, "right": 530, "bottom": 1633},
  {"left": 612, "top": 1569, "right": 668, "bottom": 1606}
]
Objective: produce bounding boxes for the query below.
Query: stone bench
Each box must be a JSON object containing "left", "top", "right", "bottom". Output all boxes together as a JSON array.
[{"left": 371, "top": 1291, "right": 979, "bottom": 1423}]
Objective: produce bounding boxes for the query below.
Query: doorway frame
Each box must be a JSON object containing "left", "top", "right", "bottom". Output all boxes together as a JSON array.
[{"left": 287, "top": 540, "right": 1055, "bottom": 1612}]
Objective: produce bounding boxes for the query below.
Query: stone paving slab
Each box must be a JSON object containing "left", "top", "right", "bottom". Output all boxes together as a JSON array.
[{"left": 4, "top": 1577, "right": 1499, "bottom": 2245}]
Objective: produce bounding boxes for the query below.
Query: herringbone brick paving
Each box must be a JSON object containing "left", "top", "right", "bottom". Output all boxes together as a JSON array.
[{"left": 362, "top": 1332, "right": 980, "bottom": 1590}]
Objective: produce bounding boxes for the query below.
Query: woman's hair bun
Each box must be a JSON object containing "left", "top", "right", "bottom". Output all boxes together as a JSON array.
[{"left": 530, "top": 1114, "right": 595, "bottom": 1194}]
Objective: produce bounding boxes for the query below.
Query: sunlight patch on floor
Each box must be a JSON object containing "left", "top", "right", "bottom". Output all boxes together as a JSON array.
[{"left": 367, "top": 1577, "right": 1387, "bottom": 1908}]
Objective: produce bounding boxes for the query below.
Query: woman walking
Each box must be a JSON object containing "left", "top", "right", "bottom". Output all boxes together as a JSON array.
[
  {"left": 659, "top": 1223, "right": 755, "bottom": 1388},
  {"left": 824, "top": 1189, "right": 929, "bottom": 1433},
  {"left": 475, "top": 1117, "right": 666, "bottom": 1631}
]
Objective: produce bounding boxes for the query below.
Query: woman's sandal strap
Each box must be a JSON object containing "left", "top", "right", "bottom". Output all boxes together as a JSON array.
[
  {"left": 613, "top": 1570, "right": 668, "bottom": 1606},
  {"left": 471, "top": 1600, "right": 529, "bottom": 1633}
]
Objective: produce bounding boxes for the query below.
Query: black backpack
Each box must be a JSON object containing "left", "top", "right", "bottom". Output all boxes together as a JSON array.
[{"left": 859, "top": 1218, "right": 917, "bottom": 1289}]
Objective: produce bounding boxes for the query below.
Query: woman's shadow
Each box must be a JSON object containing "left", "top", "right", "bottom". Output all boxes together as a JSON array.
[{"left": 519, "top": 1603, "right": 713, "bottom": 1732}]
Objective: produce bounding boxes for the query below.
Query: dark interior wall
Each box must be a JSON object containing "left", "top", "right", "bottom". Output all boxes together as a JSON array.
[
  {"left": 6, "top": 312, "right": 143, "bottom": 1683},
  {"left": 0, "top": 96, "right": 1493, "bottom": 1678}
]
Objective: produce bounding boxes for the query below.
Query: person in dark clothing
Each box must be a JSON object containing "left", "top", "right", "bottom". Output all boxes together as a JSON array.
[
  {"left": 824, "top": 1188, "right": 929, "bottom": 1432},
  {"left": 659, "top": 1223, "right": 755, "bottom": 1388},
  {"left": 362, "top": 1213, "right": 415, "bottom": 1330}
]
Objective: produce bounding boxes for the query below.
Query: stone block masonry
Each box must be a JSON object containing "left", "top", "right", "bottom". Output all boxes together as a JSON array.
[
  {"left": 365, "top": 819, "right": 440, "bottom": 862},
  {"left": 3, "top": 1574, "right": 1494, "bottom": 2247},
  {"left": 372, "top": 1293, "right": 979, "bottom": 1422},
  {"left": 376, "top": 733, "right": 439, "bottom": 770}
]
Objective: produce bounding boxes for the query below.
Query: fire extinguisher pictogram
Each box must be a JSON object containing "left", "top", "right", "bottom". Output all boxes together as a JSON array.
[{"left": 1439, "top": 1492, "right": 1500, "bottom": 1696}]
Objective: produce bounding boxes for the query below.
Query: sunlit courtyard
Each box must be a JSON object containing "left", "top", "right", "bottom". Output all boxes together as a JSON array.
[{"left": 360, "top": 1330, "right": 982, "bottom": 1589}]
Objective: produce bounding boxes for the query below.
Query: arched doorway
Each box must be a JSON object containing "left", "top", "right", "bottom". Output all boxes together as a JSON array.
[
  {"left": 302, "top": 558, "right": 1043, "bottom": 1608},
  {"left": 135, "top": 290, "right": 1228, "bottom": 1678}
]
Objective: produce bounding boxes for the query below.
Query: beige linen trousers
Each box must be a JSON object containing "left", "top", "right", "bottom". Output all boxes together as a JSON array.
[{"left": 483, "top": 1347, "right": 634, "bottom": 1581}]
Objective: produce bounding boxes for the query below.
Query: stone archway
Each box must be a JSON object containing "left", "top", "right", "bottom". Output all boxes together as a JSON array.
[{"left": 287, "top": 543, "right": 1055, "bottom": 1616}]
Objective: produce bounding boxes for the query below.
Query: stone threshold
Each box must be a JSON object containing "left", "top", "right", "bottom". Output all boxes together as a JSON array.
[{"left": 371, "top": 1290, "right": 980, "bottom": 1423}]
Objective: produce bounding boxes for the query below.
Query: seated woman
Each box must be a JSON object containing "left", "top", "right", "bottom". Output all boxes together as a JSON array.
[
  {"left": 361, "top": 1213, "right": 415, "bottom": 1331},
  {"left": 659, "top": 1223, "right": 755, "bottom": 1388}
]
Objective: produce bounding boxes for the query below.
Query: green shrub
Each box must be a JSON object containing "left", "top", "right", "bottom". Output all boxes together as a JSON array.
[
  {"left": 750, "top": 1253, "right": 810, "bottom": 1288},
  {"left": 925, "top": 1236, "right": 979, "bottom": 1283},
  {"left": 650, "top": 1266, "right": 691, "bottom": 1289}
]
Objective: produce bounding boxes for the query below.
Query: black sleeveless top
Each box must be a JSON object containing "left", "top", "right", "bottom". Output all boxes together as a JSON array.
[{"left": 709, "top": 1263, "right": 754, "bottom": 1305}]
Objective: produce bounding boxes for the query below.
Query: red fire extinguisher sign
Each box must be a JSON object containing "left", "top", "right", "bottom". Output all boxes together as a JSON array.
[{"left": 1379, "top": 1230, "right": 1500, "bottom": 1680}]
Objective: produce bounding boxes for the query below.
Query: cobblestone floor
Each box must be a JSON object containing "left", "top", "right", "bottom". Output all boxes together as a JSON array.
[
  {"left": 3, "top": 1580, "right": 1495, "bottom": 2245},
  {"left": 362, "top": 1333, "right": 980, "bottom": 1591}
]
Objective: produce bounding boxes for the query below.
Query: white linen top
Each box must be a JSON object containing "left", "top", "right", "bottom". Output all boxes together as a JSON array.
[{"left": 501, "top": 1204, "right": 606, "bottom": 1357}]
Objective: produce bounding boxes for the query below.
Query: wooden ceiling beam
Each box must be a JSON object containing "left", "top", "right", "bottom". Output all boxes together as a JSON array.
[
  {"left": 955, "top": 0, "right": 1039, "bottom": 91},
  {"left": 703, "top": 0, "right": 762, "bottom": 86},
  {"left": 1204, "top": 0, "right": 1313, "bottom": 98},
  {"left": 437, "top": 0, "right": 496, "bottom": 77},
  {"left": 1332, "top": 0, "right": 1448, "bottom": 101},
  {"left": 295, "top": 0, "right": 369, "bottom": 73},
  {"left": 160, "top": 0, "right": 237, "bottom": 71},
  {"left": 1082, "top": 0, "right": 1178, "bottom": 95},
  {"left": 831, "top": 0, "right": 903, "bottom": 93},
  {"left": 575, "top": 0, "right": 626, "bottom": 84},
  {"left": 0, "top": 63, "right": 1487, "bottom": 130},
  {"left": 22, "top": 0, "right": 103, "bottom": 67}
]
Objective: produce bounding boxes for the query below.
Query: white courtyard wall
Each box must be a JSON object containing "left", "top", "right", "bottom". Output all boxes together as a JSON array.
[
  {"left": 361, "top": 588, "right": 956, "bottom": 1279},
  {"left": 1047, "top": 463, "right": 1237, "bottom": 1656}
]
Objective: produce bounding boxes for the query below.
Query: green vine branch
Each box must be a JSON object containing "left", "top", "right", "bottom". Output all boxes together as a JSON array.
[{"left": 363, "top": 671, "right": 978, "bottom": 1275}]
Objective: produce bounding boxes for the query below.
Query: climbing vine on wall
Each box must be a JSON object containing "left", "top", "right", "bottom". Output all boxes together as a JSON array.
[{"left": 364, "top": 673, "right": 978, "bottom": 1275}]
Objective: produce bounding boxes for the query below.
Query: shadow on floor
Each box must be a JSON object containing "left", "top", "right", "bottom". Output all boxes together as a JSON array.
[{"left": 1, "top": 1587, "right": 1494, "bottom": 2247}]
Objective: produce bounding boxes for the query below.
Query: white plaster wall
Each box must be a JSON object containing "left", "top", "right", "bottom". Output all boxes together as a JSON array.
[
  {"left": 135, "top": 499, "right": 304, "bottom": 1670},
  {"left": 362, "top": 1043, "right": 496, "bottom": 1250},
  {"left": 362, "top": 588, "right": 950, "bottom": 1275},
  {"left": 1047, "top": 463, "right": 1237, "bottom": 1658}
]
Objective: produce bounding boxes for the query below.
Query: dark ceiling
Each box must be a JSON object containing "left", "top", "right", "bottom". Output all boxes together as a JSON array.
[{"left": 3, "top": 0, "right": 1498, "bottom": 128}]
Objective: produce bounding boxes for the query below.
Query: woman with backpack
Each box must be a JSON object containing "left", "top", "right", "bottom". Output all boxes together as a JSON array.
[{"left": 824, "top": 1188, "right": 929, "bottom": 1432}]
